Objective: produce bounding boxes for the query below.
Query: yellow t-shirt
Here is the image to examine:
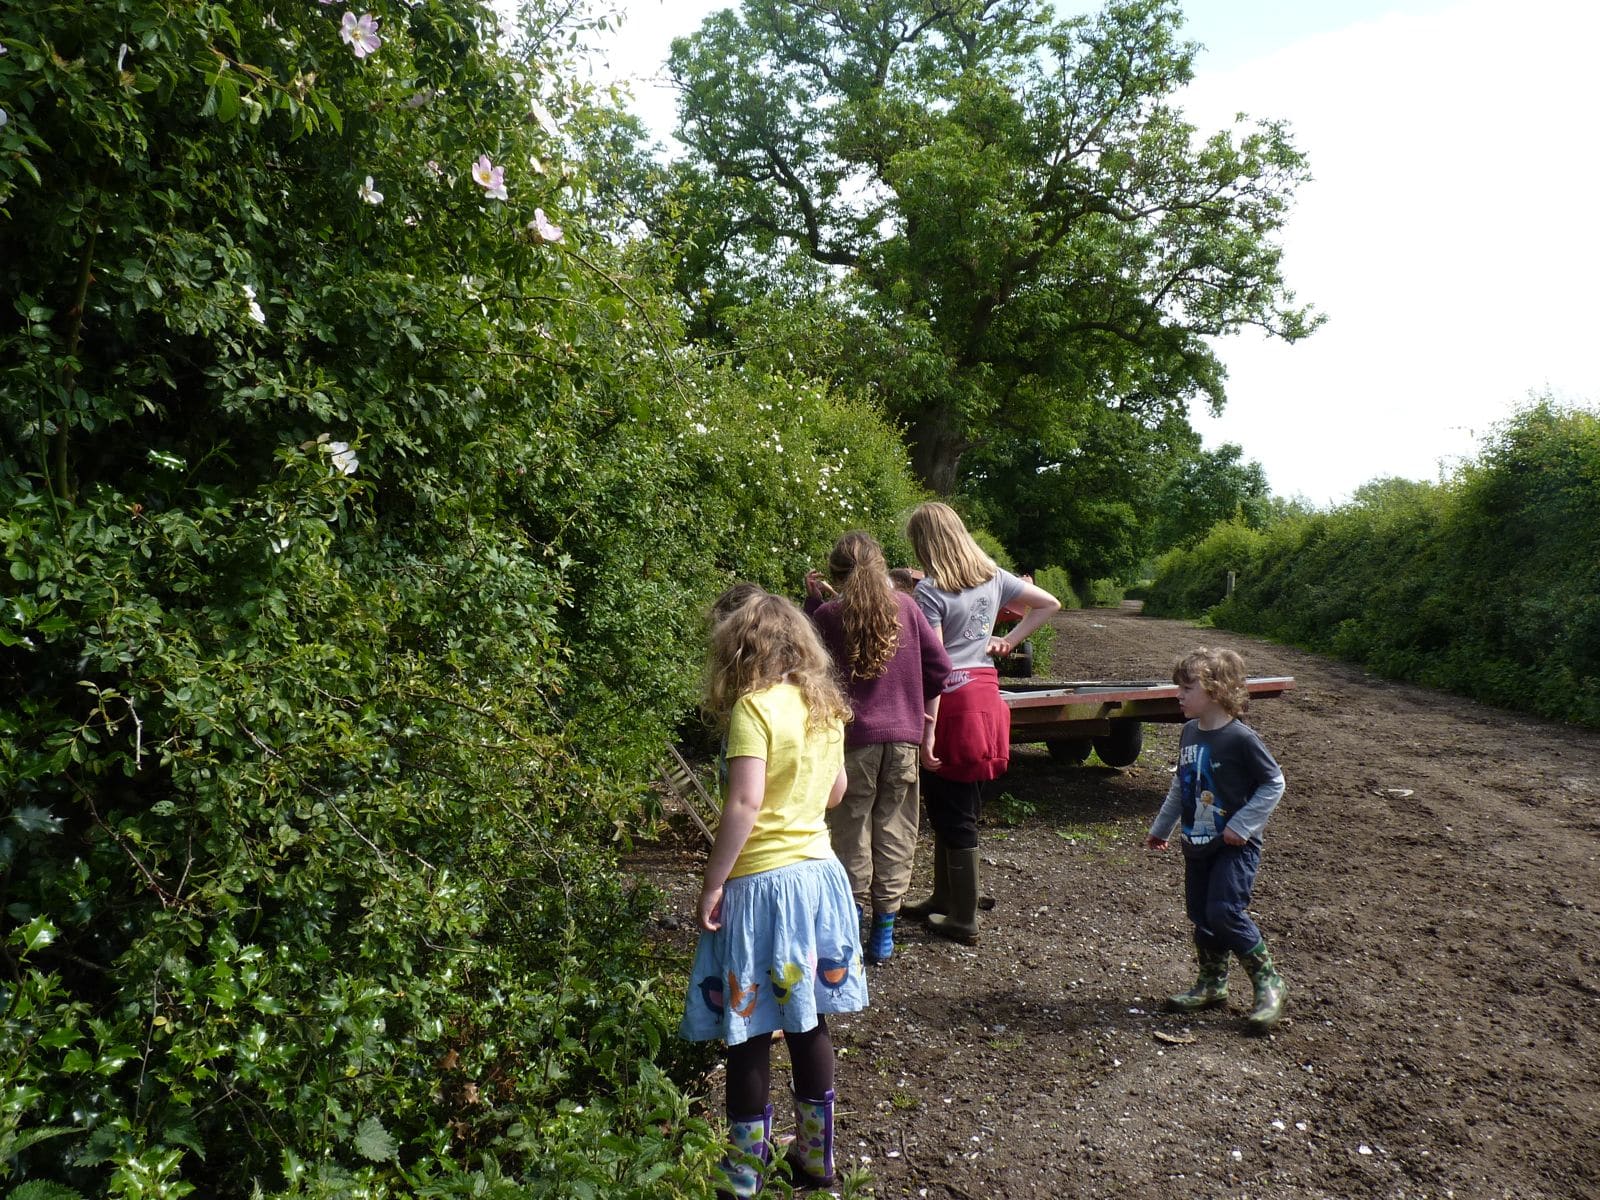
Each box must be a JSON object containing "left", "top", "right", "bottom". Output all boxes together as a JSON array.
[{"left": 725, "top": 683, "right": 844, "bottom": 879}]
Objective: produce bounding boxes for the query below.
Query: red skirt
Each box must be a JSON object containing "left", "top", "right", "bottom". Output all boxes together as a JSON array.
[{"left": 932, "top": 666, "right": 1010, "bottom": 783}]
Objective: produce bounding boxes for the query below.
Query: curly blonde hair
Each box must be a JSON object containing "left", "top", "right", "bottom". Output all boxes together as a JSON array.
[
  {"left": 829, "top": 531, "right": 900, "bottom": 681},
  {"left": 906, "top": 502, "right": 996, "bottom": 593},
  {"left": 705, "top": 593, "right": 852, "bottom": 734},
  {"left": 1172, "top": 647, "right": 1250, "bottom": 716}
]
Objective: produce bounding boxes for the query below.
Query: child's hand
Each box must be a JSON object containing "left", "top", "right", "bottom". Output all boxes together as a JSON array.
[
  {"left": 698, "top": 883, "right": 725, "bottom": 933},
  {"left": 1222, "top": 827, "right": 1247, "bottom": 846},
  {"left": 919, "top": 742, "right": 941, "bottom": 771},
  {"left": 804, "top": 570, "right": 835, "bottom": 600},
  {"left": 1143, "top": 834, "right": 1168, "bottom": 851}
]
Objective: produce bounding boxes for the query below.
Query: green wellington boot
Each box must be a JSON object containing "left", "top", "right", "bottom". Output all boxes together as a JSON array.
[
  {"left": 926, "top": 846, "right": 980, "bottom": 945},
  {"left": 899, "top": 838, "right": 950, "bottom": 922},
  {"left": 1239, "top": 939, "right": 1287, "bottom": 1033},
  {"left": 1164, "top": 944, "right": 1232, "bottom": 1012}
]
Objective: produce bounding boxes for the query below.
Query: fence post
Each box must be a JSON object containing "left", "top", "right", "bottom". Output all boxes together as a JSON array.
[{"left": 1225, "top": 570, "right": 1236, "bottom": 599}]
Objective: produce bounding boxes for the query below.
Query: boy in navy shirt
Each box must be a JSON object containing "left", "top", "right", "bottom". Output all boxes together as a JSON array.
[{"left": 1145, "top": 647, "right": 1288, "bottom": 1033}]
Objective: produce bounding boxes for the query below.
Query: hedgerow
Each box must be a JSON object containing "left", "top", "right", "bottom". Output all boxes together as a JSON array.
[
  {"left": 1147, "top": 400, "right": 1600, "bottom": 726},
  {"left": 0, "top": 0, "right": 921, "bottom": 1194}
]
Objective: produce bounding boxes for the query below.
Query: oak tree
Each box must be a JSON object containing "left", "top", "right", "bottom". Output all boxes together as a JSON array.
[{"left": 669, "top": 0, "right": 1319, "bottom": 495}]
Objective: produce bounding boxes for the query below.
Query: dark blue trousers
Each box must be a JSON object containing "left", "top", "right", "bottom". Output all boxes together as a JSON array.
[{"left": 1183, "top": 840, "right": 1263, "bottom": 954}]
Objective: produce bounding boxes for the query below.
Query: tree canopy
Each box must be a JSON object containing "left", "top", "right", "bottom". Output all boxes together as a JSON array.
[{"left": 667, "top": 0, "right": 1320, "bottom": 497}]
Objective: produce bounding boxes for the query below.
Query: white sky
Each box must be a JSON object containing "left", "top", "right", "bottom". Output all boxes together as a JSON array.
[{"left": 586, "top": 0, "right": 1600, "bottom": 507}]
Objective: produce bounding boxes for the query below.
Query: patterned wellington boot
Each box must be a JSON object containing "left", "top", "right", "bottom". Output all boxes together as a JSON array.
[
  {"left": 866, "top": 911, "right": 896, "bottom": 965},
  {"left": 784, "top": 1088, "right": 835, "bottom": 1189},
  {"left": 1164, "top": 944, "right": 1231, "bottom": 1012},
  {"left": 715, "top": 1104, "right": 772, "bottom": 1200},
  {"left": 1239, "top": 939, "right": 1287, "bottom": 1034}
]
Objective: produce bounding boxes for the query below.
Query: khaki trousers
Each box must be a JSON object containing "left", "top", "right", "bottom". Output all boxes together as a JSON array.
[{"left": 826, "top": 742, "right": 921, "bottom": 913}]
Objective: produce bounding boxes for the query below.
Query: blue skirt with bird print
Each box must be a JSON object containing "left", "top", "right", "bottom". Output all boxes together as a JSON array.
[{"left": 680, "top": 855, "right": 868, "bottom": 1046}]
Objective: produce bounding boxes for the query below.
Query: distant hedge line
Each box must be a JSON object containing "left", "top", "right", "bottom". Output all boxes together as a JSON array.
[{"left": 1145, "top": 401, "right": 1600, "bottom": 726}]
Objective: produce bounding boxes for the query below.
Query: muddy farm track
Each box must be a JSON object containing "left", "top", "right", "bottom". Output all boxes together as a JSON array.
[{"left": 637, "top": 606, "right": 1600, "bottom": 1200}]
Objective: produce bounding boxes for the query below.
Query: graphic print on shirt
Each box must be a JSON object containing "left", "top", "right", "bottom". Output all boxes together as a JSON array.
[
  {"left": 1176, "top": 739, "right": 1226, "bottom": 843},
  {"left": 957, "top": 595, "right": 992, "bottom": 644}
]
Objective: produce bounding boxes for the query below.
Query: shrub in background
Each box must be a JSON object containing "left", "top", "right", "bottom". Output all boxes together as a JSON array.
[{"left": 1148, "top": 400, "right": 1599, "bottom": 726}]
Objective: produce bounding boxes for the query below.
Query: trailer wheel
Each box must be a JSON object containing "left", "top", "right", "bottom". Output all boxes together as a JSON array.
[
  {"left": 1046, "top": 737, "right": 1093, "bottom": 765},
  {"left": 1005, "top": 639, "right": 1034, "bottom": 678},
  {"left": 1092, "top": 720, "right": 1144, "bottom": 768}
]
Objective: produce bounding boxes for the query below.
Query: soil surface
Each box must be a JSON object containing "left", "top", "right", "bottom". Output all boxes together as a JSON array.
[{"left": 639, "top": 605, "right": 1600, "bottom": 1199}]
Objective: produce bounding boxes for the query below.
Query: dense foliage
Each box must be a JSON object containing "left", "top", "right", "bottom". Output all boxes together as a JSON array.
[
  {"left": 0, "top": 1, "right": 922, "bottom": 1195},
  {"left": 1145, "top": 401, "right": 1600, "bottom": 726}
]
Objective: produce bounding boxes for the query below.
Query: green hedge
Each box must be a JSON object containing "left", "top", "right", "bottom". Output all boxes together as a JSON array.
[
  {"left": 1147, "top": 401, "right": 1600, "bottom": 726},
  {"left": 0, "top": 1, "right": 923, "bottom": 1195}
]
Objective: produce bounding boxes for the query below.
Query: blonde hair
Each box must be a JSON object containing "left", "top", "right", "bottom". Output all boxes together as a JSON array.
[
  {"left": 705, "top": 593, "right": 852, "bottom": 734},
  {"left": 906, "top": 502, "right": 996, "bottom": 593},
  {"left": 1172, "top": 647, "right": 1250, "bottom": 716},
  {"left": 828, "top": 531, "right": 900, "bottom": 681}
]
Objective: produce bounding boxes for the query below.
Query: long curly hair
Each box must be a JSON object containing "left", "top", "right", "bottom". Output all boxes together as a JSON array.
[
  {"left": 828, "top": 531, "right": 900, "bottom": 680},
  {"left": 906, "top": 501, "right": 996, "bottom": 593},
  {"left": 705, "top": 593, "right": 852, "bottom": 735}
]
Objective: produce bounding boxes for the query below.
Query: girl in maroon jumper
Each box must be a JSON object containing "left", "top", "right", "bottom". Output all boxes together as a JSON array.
[{"left": 805, "top": 532, "right": 951, "bottom": 963}]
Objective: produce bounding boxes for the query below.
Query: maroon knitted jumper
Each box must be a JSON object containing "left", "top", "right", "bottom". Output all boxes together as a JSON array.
[{"left": 806, "top": 591, "right": 952, "bottom": 747}]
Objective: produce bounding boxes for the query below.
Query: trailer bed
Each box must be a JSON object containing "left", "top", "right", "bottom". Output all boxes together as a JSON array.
[{"left": 1000, "top": 676, "right": 1295, "bottom": 765}]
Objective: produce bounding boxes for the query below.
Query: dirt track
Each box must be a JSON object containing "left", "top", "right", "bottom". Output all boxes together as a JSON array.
[{"left": 645, "top": 605, "right": 1600, "bottom": 1199}]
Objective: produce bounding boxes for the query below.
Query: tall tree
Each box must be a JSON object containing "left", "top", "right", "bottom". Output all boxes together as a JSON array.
[
  {"left": 669, "top": 0, "right": 1319, "bottom": 494},
  {"left": 1150, "top": 441, "right": 1273, "bottom": 551}
]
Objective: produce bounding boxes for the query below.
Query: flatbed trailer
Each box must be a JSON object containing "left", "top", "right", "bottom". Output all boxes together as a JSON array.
[{"left": 1001, "top": 676, "right": 1295, "bottom": 767}]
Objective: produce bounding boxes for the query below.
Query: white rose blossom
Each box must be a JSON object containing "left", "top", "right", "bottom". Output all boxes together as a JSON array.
[{"left": 327, "top": 441, "right": 360, "bottom": 475}]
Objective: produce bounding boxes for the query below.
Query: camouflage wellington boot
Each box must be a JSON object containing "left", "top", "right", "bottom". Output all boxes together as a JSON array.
[
  {"left": 1164, "top": 944, "right": 1231, "bottom": 1012},
  {"left": 1239, "top": 939, "right": 1287, "bottom": 1033}
]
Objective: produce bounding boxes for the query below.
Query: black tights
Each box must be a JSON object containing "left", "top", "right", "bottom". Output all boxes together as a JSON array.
[{"left": 725, "top": 1016, "right": 834, "bottom": 1118}]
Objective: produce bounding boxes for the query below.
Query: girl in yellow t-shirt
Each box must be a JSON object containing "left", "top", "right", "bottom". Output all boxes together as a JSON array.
[{"left": 681, "top": 592, "right": 866, "bottom": 1196}]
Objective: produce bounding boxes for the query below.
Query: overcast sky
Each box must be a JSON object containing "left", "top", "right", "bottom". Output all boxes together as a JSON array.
[{"left": 586, "top": 0, "right": 1600, "bottom": 507}]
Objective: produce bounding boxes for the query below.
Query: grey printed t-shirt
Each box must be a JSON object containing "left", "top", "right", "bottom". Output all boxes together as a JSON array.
[{"left": 914, "top": 569, "right": 1027, "bottom": 671}]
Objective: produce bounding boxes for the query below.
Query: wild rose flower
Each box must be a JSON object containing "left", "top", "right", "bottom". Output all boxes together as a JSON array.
[
  {"left": 340, "top": 12, "right": 381, "bottom": 59},
  {"left": 327, "top": 441, "right": 359, "bottom": 475},
  {"left": 530, "top": 207, "right": 564, "bottom": 243},
  {"left": 241, "top": 283, "right": 267, "bottom": 326},
  {"left": 528, "top": 98, "right": 560, "bottom": 139},
  {"left": 471, "top": 154, "right": 507, "bottom": 201},
  {"left": 358, "top": 175, "right": 383, "bottom": 204}
]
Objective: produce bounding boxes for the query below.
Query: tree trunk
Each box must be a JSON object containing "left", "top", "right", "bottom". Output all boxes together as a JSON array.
[{"left": 907, "top": 411, "right": 968, "bottom": 496}]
